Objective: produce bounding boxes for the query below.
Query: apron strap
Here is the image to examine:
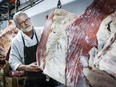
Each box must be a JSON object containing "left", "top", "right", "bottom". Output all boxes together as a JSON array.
[{"left": 21, "top": 29, "right": 39, "bottom": 63}]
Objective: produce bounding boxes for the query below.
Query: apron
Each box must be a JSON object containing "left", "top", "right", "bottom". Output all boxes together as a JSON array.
[{"left": 22, "top": 30, "right": 59, "bottom": 87}]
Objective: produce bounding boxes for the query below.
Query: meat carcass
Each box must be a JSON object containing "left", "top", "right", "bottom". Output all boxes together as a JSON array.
[
  {"left": 37, "top": 9, "right": 77, "bottom": 84},
  {"left": 0, "top": 21, "right": 18, "bottom": 53},
  {"left": 97, "top": 11, "right": 116, "bottom": 50},
  {"left": 94, "top": 31, "right": 116, "bottom": 79},
  {"left": 66, "top": 0, "right": 116, "bottom": 86},
  {"left": 89, "top": 11, "right": 116, "bottom": 68},
  {"left": 89, "top": 11, "right": 116, "bottom": 86},
  {"left": 37, "top": 0, "right": 116, "bottom": 86},
  {"left": 93, "top": 11, "right": 116, "bottom": 79},
  {"left": 0, "top": 20, "right": 18, "bottom": 68}
]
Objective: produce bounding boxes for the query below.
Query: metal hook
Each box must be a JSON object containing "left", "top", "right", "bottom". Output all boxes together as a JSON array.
[{"left": 57, "top": 0, "right": 62, "bottom": 9}]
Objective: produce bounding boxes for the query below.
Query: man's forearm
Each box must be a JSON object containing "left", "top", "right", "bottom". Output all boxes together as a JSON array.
[{"left": 17, "top": 64, "right": 26, "bottom": 71}]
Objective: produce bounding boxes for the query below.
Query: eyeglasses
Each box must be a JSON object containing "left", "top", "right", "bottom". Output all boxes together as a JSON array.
[{"left": 18, "top": 18, "right": 30, "bottom": 26}]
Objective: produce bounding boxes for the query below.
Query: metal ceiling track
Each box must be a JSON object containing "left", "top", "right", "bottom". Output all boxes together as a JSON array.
[
  {"left": 0, "top": 0, "right": 44, "bottom": 21},
  {"left": 13, "top": 0, "right": 44, "bottom": 13}
]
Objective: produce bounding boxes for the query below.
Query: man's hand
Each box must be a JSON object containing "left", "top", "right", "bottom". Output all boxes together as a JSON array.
[{"left": 25, "top": 62, "right": 42, "bottom": 72}]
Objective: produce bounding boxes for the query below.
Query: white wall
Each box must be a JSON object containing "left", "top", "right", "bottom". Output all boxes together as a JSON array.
[
  {"left": 24, "top": 0, "right": 76, "bottom": 17},
  {"left": 0, "top": 0, "right": 93, "bottom": 30},
  {"left": 26, "top": 0, "right": 93, "bottom": 27}
]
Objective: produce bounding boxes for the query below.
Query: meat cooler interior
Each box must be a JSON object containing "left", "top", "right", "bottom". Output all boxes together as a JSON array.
[{"left": 0, "top": 0, "right": 116, "bottom": 87}]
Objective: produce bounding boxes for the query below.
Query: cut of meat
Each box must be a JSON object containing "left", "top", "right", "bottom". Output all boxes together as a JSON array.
[
  {"left": 0, "top": 20, "right": 18, "bottom": 67},
  {"left": 0, "top": 20, "right": 18, "bottom": 55},
  {"left": 89, "top": 11, "right": 116, "bottom": 68},
  {"left": 36, "top": 9, "right": 77, "bottom": 84},
  {"left": 97, "top": 11, "right": 116, "bottom": 50},
  {"left": 0, "top": 44, "right": 6, "bottom": 57},
  {"left": 93, "top": 11, "right": 116, "bottom": 78},
  {"left": 66, "top": 0, "right": 116, "bottom": 86},
  {"left": 37, "top": 0, "right": 116, "bottom": 86},
  {"left": 94, "top": 29, "right": 116, "bottom": 79}
]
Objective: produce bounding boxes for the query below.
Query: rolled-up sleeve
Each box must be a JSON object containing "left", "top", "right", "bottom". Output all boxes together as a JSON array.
[{"left": 9, "top": 42, "right": 23, "bottom": 70}]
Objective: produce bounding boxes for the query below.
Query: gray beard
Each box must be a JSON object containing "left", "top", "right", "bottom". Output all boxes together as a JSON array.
[{"left": 21, "top": 25, "right": 33, "bottom": 32}]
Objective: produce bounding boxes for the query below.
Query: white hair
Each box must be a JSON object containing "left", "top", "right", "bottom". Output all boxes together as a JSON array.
[{"left": 13, "top": 11, "right": 27, "bottom": 27}]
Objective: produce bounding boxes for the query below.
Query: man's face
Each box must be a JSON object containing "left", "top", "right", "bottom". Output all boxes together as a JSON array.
[{"left": 16, "top": 14, "right": 32, "bottom": 31}]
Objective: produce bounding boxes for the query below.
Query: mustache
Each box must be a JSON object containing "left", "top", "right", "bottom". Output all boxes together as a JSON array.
[{"left": 26, "top": 25, "right": 31, "bottom": 28}]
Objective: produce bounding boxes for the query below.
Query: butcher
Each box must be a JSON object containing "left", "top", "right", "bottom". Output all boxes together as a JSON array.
[{"left": 9, "top": 11, "right": 59, "bottom": 87}]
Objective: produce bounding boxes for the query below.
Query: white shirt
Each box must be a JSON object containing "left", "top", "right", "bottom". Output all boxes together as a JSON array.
[{"left": 9, "top": 27, "right": 44, "bottom": 70}]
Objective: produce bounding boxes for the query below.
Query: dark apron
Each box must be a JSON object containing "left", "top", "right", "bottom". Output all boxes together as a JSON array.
[{"left": 22, "top": 30, "right": 59, "bottom": 87}]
